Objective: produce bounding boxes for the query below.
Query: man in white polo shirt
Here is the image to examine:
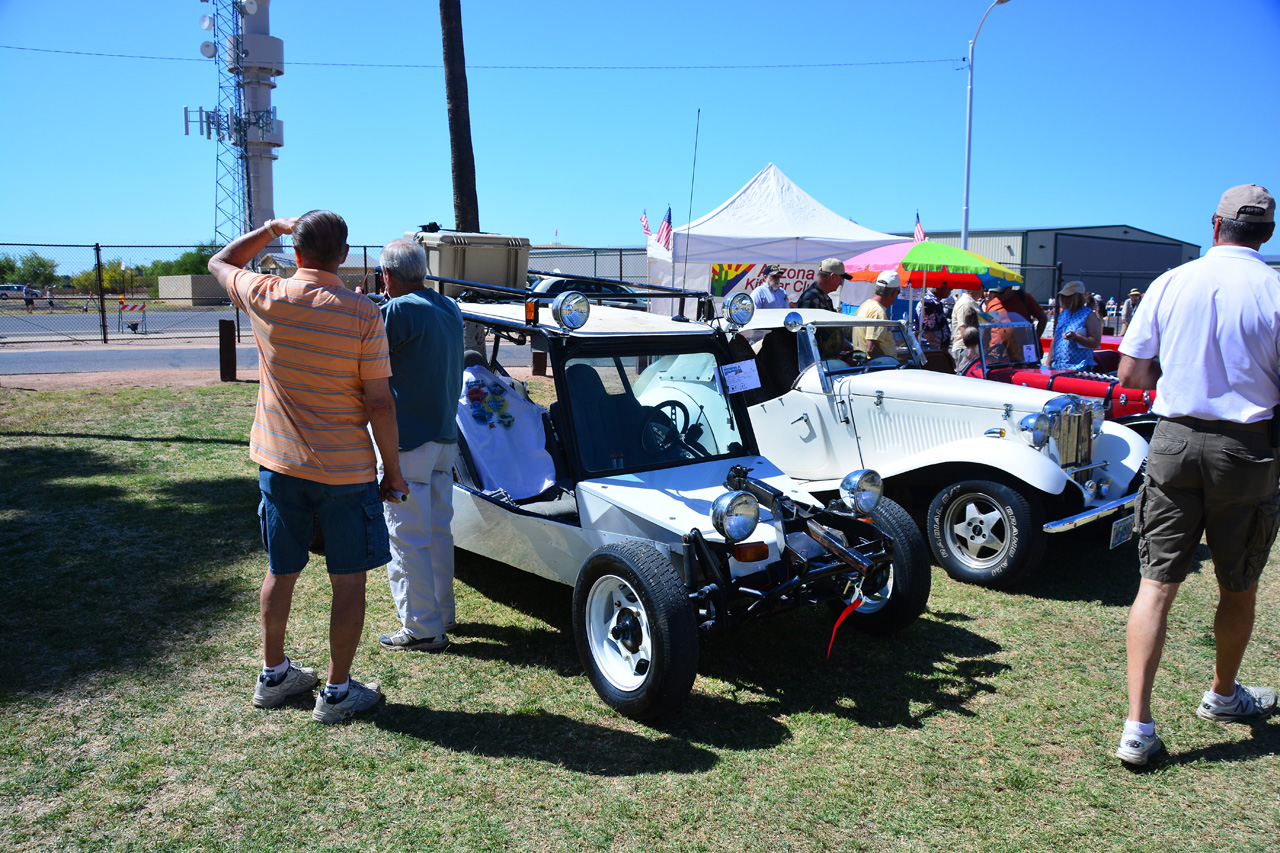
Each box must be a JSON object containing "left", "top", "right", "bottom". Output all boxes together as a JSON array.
[{"left": 1114, "top": 184, "right": 1280, "bottom": 766}]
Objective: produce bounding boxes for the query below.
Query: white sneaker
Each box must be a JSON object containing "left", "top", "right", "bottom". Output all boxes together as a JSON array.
[
  {"left": 1115, "top": 729, "right": 1164, "bottom": 766},
  {"left": 1196, "top": 683, "right": 1277, "bottom": 723},
  {"left": 252, "top": 661, "right": 318, "bottom": 709},
  {"left": 312, "top": 679, "right": 384, "bottom": 724}
]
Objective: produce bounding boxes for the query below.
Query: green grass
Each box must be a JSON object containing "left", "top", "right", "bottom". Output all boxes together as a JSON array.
[{"left": 1, "top": 383, "right": 1278, "bottom": 852}]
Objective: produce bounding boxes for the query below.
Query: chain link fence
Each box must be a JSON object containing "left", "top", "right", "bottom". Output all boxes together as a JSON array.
[{"left": 0, "top": 243, "right": 651, "bottom": 345}]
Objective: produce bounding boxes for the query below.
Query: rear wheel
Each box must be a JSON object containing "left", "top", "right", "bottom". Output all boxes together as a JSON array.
[
  {"left": 927, "top": 479, "right": 1045, "bottom": 587},
  {"left": 572, "top": 541, "right": 698, "bottom": 720},
  {"left": 833, "top": 498, "right": 931, "bottom": 635}
]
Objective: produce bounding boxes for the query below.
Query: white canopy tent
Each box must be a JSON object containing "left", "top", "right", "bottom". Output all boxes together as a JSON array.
[{"left": 649, "top": 163, "right": 907, "bottom": 303}]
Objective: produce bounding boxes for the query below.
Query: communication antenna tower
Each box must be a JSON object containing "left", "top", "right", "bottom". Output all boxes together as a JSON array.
[{"left": 183, "top": 0, "right": 284, "bottom": 247}]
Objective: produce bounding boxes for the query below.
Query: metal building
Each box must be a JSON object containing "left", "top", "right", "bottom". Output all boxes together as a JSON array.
[{"left": 901, "top": 226, "right": 1201, "bottom": 303}]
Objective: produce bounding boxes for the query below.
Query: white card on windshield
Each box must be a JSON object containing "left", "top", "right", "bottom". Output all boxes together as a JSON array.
[
  {"left": 1023, "top": 344, "right": 1038, "bottom": 364},
  {"left": 721, "top": 359, "right": 761, "bottom": 394}
]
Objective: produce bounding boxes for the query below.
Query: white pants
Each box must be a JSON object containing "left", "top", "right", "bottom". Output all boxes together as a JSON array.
[{"left": 377, "top": 441, "right": 457, "bottom": 638}]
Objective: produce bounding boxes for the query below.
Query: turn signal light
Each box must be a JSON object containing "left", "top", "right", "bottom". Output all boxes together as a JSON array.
[
  {"left": 524, "top": 299, "right": 537, "bottom": 326},
  {"left": 732, "top": 542, "right": 769, "bottom": 563}
]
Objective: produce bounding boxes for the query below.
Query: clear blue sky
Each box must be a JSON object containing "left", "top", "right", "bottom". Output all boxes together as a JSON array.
[{"left": 2, "top": 0, "right": 1278, "bottom": 259}]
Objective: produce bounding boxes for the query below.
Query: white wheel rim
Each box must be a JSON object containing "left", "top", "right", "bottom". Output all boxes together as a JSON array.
[
  {"left": 585, "top": 573, "right": 653, "bottom": 692},
  {"left": 944, "top": 492, "right": 1012, "bottom": 570}
]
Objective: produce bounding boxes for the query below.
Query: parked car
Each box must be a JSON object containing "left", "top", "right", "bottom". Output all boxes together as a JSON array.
[
  {"left": 529, "top": 275, "right": 650, "bottom": 311},
  {"left": 449, "top": 292, "right": 931, "bottom": 720},
  {"left": 960, "top": 318, "right": 1158, "bottom": 440},
  {"left": 720, "top": 309, "right": 1148, "bottom": 588},
  {"left": 0, "top": 284, "right": 34, "bottom": 299}
]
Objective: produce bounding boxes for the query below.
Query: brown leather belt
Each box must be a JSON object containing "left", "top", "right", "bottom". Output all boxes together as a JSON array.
[{"left": 1163, "top": 415, "right": 1271, "bottom": 434}]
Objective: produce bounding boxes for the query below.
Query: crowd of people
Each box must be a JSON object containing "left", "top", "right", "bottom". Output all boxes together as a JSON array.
[{"left": 202, "top": 185, "right": 1278, "bottom": 765}]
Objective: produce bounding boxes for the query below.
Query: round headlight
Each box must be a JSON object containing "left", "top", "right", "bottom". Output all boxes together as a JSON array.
[
  {"left": 551, "top": 291, "right": 590, "bottom": 330},
  {"left": 783, "top": 310, "right": 804, "bottom": 333},
  {"left": 711, "top": 491, "right": 760, "bottom": 543},
  {"left": 723, "top": 291, "right": 755, "bottom": 327},
  {"left": 1019, "top": 412, "right": 1051, "bottom": 449},
  {"left": 839, "top": 469, "right": 883, "bottom": 515},
  {"left": 1089, "top": 400, "right": 1105, "bottom": 437}
]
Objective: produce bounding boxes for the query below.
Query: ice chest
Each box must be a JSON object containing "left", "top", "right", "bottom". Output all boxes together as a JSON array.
[{"left": 407, "top": 231, "right": 530, "bottom": 298}]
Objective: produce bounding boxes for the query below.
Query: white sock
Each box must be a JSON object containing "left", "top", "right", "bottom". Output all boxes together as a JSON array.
[
  {"left": 1124, "top": 719, "right": 1155, "bottom": 738},
  {"left": 325, "top": 679, "right": 350, "bottom": 697},
  {"left": 1208, "top": 684, "right": 1238, "bottom": 704},
  {"left": 262, "top": 656, "right": 290, "bottom": 679}
]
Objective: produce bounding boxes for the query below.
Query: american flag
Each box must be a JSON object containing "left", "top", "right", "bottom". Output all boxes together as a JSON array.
[
  {"left": 656, "top": 206, "right": 673, "bottom": 251},
  {"left": 640, "top": 210, "right": 651, "bottom": 236},
  {"left": 913, "top": 212, "right": 926, "bottom": 243}
]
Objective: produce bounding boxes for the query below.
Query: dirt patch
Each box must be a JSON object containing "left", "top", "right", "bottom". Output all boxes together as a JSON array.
[{"left": 0, "top": 369, "right": 261, "bottom": 392}]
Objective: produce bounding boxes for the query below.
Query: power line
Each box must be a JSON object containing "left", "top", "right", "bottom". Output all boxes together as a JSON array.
[{"left": 0, "top": 44, "right": 963, "bottom": 70}]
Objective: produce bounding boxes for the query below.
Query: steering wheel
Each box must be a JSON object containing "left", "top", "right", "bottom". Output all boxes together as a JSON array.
[{"left": 639, "top": 400, "right": 691, "bottom": 455}]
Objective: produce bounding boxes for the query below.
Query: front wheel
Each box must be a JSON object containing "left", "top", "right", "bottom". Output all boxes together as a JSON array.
[
  {"left": 572, "top": 541, "right": 698, "bottom": 720},
  {"left": 927, "top": 479, "right": 1045, "bottom": 587},
  {"left": 836, "top": 497, "right": 932, "bottom": 635}
]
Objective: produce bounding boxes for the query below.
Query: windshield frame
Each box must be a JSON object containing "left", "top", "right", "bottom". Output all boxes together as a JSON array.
[
  {"left": 977, "top": 319, "right": 1042, "bottom": 373},
  {"left": 552, "top": 334, "right": 759, "bottom": 479}
]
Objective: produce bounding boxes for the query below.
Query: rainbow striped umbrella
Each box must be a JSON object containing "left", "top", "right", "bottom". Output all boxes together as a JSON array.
[{"left": 844, "top": 240, "right": 1023, "bottom": 291}]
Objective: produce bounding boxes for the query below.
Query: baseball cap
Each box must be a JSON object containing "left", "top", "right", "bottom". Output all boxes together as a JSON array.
[
  {"left": 875, "top": 270, "right": 902, "bottom": 290},
  {"left": 761, "top": 264, "right": 782, "bottom": 277},
  {"left": 1058, "top": 281, "right": 1087, "bottom": 297},
  {"left": 819, "top": 258, "right": 851, "bottom": 279},
  {"left": 1216, "top": 184, "right": 1275, "bottom": 223}
]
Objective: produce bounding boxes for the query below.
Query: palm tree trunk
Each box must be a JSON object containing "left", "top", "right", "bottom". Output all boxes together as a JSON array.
[
  {"left": 440, "top": 0, "right": 479, "bottom": 233},
  {"left": 440, "top": 0, "right": 485, "bottom": 352}
]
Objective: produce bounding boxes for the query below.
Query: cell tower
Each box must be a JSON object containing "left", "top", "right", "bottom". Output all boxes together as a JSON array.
[{"left": 184, "top": 0, "right": 284, "bottom": 246}]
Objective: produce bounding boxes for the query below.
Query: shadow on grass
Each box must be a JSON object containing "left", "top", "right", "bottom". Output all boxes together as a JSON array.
[
  {"left": 375, "top": 705, "right": 719, "bottom": 776},
  {"left": 0, "top": 445, "right": 259, "bottom": 698},
  {"left": 1017, "top": 532, "right": 1210, "bottom": 607},
  {"left": 1, "top": 430, "right": 246, "bottom": 446},
  {"left": 455, "top": 552, "right": 1006, "bottom": 737}
]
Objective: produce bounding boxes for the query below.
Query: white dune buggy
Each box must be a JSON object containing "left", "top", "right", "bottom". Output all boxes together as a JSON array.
[{"left": 445, "top": 280, "right": 931, "bottom": 720}]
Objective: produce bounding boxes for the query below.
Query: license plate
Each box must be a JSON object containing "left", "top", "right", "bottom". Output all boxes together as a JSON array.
[{"left": 1110, "top": 513, "right": 1136, "bottom": 549}]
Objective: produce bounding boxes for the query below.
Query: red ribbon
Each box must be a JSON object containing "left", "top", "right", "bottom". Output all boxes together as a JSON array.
[{"left": 826, "top": 596, "right": 863, "bottom": 660}]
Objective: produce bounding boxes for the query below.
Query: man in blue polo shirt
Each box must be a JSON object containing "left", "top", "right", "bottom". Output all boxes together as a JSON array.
[{"left": 374, "top": 239, "right": 465, "bottom": 652}]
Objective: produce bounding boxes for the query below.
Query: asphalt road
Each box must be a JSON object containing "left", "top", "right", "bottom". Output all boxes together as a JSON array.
[
  {"left": 2, "top": 337, "right": 534, "bottom": 375},
  {"left": 1, "top": 345, "right": 260, "bottom": 375},
  {"left": 0, "top": 308, "right": 237, "bottom": 344}
]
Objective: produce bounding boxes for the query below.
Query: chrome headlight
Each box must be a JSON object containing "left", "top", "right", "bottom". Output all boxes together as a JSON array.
[
  {"left": 722, "top": 291, "right": 755, "bottom": 327},
  {"left": 839, "top": 469, "right": 883, "bottom": 515},
  {"left": 551, "top": 291, "right": 590, "bottom": 330},
  {"left": 1089, "top": 399, "right": 1105, "bottom": 437},
  {"left": 711, "top": 491, "right": 760, "bottom": 543},
  {"left": 1019, "top": 413, "right": 1051, "bottom": 449}
]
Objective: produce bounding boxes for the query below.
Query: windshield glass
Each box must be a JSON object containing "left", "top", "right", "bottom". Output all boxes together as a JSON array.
[
  {"left": 812, "top": 320, "right": 918, "bottom": 374},
  {"left": 979, "top": 320, "right": 1041, "bottom": 368},
  {"left": 562, "top": 349, "right": 746, "bottom": 475}
]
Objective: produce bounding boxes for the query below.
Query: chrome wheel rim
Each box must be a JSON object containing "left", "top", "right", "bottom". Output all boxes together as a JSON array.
[{"left": 944, "top": 491, "right": 1013, "bottom": 570}]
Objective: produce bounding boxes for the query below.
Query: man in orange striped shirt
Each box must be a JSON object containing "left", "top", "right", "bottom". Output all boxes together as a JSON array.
[{"left": 209, "top": 210, "right": 409, "bottom": 724}]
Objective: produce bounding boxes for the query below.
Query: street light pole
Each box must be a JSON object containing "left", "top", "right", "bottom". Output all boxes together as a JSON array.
[{"left": 961, "top": 0, "right": 1011, "bottom": 251}]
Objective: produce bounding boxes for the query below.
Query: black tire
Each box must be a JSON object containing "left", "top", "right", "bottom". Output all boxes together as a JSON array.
[
  {"left": 572, "top": 541, "right": 698, "bottom": 720},
  {"left": 927, "top": 479, "right": 1045, "bottom": 587},
  {"left": 838, "top": 497, "right": 932, "bottom": 635}
]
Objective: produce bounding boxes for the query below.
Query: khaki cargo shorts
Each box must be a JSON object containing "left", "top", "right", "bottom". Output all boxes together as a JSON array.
[{"left": 1137, "top": 417, "right": 1280, "bottom": 592}]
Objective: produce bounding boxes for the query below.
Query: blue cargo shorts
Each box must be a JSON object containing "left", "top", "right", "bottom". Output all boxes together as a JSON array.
[{"left": 257, "top": 467, "right": 391, "bottom": 575}]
